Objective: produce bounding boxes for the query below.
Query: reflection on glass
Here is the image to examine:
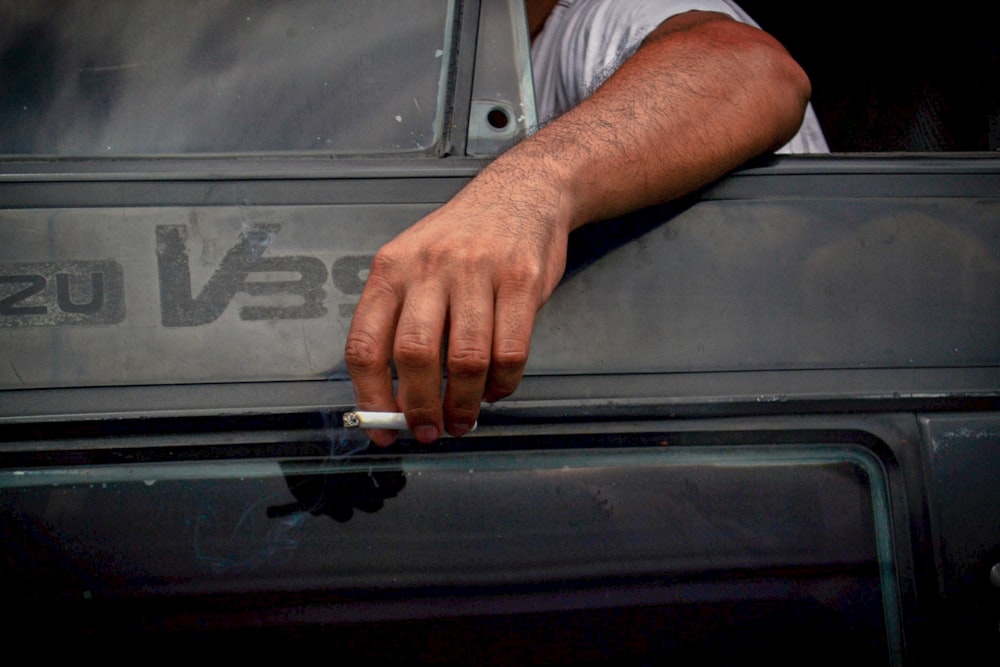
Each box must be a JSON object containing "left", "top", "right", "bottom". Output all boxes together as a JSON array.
[
  {"left": 0, "top": 0, "right": 455, "bottom": 155},
  {"left": 269, "top": 456, "right": 407, "bottom": 523},
  {"left": 0, "top": 441, "right": 900, "bottom": 661}
]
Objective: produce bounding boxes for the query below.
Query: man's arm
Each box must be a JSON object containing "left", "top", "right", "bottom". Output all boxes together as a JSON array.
[{"left": 345, "top": 10, "right": 811, "bottom": 445}]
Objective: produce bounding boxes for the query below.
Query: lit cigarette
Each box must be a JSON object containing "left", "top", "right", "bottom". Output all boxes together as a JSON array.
[
  {"left": 342, "top": 411, "right": 476, "bottom": 433},
  {"left": 342, "top": 411, "right": 407, "bottom": 430}
]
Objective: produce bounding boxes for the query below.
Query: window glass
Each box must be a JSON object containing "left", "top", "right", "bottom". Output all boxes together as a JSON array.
[
  {"left": 0, "top": 440, "right": 902, "bottom": 661},
  {"left": 0, "top": 0, "right": 456, "bottom": 155}
]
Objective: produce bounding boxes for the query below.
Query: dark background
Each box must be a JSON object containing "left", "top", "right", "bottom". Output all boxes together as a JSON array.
[{"left": 740, "top": 1, "right": 999, "bottom": 151}]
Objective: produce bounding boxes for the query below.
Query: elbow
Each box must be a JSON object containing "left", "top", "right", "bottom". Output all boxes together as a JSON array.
[
  {"left": 775, "top": 47, "right": 811, "bottom": 114},
  {"left": 770, "top": 46, "right": 812, "bottom": 145},
  {"left": 699, "top": 16, "right": 813, "bottom": 150},
  {"left": 743, "top": 27, "right": 813, "bottom": 149}
]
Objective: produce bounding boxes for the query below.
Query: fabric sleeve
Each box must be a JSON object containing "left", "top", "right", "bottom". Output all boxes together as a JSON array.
[
  {"left": 531, "top": 0, "right": 755, "bottom": 122},
  {"left": 530, "top": 0, "right": 828, "bottom": 153}
]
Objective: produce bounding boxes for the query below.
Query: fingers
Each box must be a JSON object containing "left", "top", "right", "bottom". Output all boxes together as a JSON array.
[
  {"left": 443, "top": 277, "right": 494, "bottom": 436},
  {"left": 347, "top": 261, "right": 536, "bottom": 444},
  {"left": 485, "top": 277, "right": 537, "bottom": 404},
  {"left": 344, "top": 271, "right": 402, "bottom": 447},
  {"left": 346, "top": 253, "right": 452, "bottom": 446},
  {"left": 393, "top": 283, "right": 448, "bottom": 443},
  {"left": 346, "top": 211, "right": 559, "bottom": 445}
]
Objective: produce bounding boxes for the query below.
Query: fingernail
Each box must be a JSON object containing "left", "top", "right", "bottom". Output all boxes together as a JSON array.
[
  {"left": 368, "top": 429, "right": 397, "bottom": 447},
  {"left": 450, "top": 423, "right": 472, "bottom": 437},
  {"left": 414, "top": 425, "right": 440, "bottom": 443}
]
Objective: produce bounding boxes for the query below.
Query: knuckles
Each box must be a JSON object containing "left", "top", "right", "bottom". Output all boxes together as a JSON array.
[
  {"left": 348, "top": 217, "right": 548, "bottom": 409},
  {"left": 447, "top": 345, "right": 492, "bottom": 378},
  {"left": 393, "top": 330, "right": 441, "bottom": 370},
  {"left": 344, "top": 328, "right": 389, "bottom": 372},
  {"left": 482, "top": 341, "right": 529, "bottom": 402},
  {"left": 369, "top": 245, "right": 404, "bottom": 276},
  {"left": 491, "top": 339, "right": 530, "bottom": 375}
]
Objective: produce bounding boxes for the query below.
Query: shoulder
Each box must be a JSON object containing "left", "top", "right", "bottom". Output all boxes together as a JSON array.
[
  {"left": 540, "top": 0, "right": 756, "bottom": 36},
  {"left": 533, "top": 0, "right": 759, "bottom": 81},
  {"left": 532, "top": 0, "right": 757, "bottom": 122}
]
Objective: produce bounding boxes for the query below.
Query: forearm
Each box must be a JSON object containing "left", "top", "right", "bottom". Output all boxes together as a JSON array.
[
  {"left": 345, "top": 10, "right": 813, "bottom": 444},
  {"left": 487, "top": 11, "right": 811, "bottom": 232}
]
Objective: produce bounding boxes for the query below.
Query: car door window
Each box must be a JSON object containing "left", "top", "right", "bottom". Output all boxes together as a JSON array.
[{"left": 0, "top": 0, "right": 457, "bottom": 155}]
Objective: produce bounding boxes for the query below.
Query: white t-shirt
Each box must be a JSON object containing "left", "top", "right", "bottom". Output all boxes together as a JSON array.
[{"left": 531, "top": 0, "right": 829, "bottom": 153}]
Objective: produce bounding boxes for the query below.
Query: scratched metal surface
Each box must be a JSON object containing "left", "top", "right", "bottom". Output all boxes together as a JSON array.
[{"left": 1, "top": 191, "right": 998, "bottom": 389}]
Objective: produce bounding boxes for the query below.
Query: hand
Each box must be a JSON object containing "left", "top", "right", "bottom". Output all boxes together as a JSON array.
[
  {"left": 345, "top": 164, "right": 572, "bottom": 445},
  {"left": 345, "top": 12, "right": 812, "bottom": 447}
]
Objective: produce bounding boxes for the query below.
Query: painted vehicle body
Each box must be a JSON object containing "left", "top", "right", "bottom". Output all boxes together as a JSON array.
[{"left": 1, "top": 1, "right": 998, "bottom": 663}]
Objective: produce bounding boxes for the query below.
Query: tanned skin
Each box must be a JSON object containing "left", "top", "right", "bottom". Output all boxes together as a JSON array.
[{"left": 345, "top": 7, "right": 811, "bottom": 445}]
